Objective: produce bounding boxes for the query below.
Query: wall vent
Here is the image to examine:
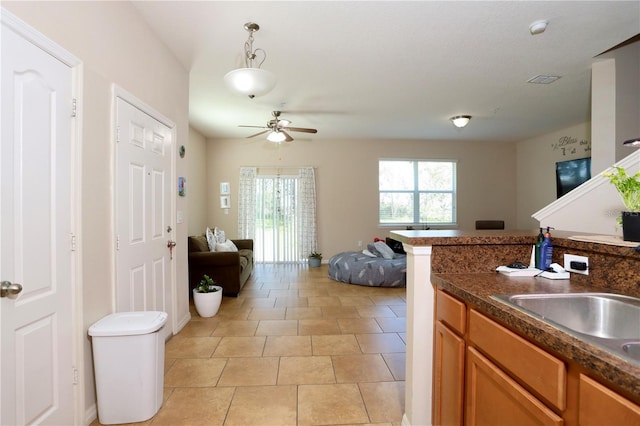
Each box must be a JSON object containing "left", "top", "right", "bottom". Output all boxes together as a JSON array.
[{"left": 527, "top": 75, "right": 561, "bottom": 84}]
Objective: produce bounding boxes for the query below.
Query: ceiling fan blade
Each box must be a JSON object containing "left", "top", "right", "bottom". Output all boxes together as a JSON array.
[
  {"left": 284, "top": 127, "right": 318, "bottom": 134},
  {"left": 246, "top": 129, "right": 270, "bottom": 138},
  {"left": 239, "top": 125, "right": 269, "bottom": 129},
  {"left": 281, "top": 130, "right": 294, "bottom": 142}
]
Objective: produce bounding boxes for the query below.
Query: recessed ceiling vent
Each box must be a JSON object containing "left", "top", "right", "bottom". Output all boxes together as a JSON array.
[{"left": 527, "top": 75, "right": 561, "bottom": 84}]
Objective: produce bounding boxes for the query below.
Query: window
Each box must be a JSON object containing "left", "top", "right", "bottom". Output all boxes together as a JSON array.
[{"left": 379, "top": 159, "right": 457, "bottom": 225}]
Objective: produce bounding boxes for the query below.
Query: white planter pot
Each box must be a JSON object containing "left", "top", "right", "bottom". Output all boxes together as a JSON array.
[
  {"left": 308, "top": 257, "right": 322, "bottom": 267},
  {"left": 192, "top": 286, "right": 223, "bottom": 317}
]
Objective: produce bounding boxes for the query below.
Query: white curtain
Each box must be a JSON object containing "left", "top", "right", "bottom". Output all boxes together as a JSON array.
[
  {"left": 296, "top": 167, "right": 317, "bottom": 260},
  {"left": 238, "top": 166, "right": 317, "bottom": 263},
  {"left": 238, "top": 167, "right": 257, "bottom": 239}
]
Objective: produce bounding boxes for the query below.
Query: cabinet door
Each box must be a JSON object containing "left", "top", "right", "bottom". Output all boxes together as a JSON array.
[
  {"left": 579, "top": 374, "right": 640, "bottom": 426},
  {"left": 465, "top": 347, "right": 563, "bottom": 426},
  {"left": 433, "top": 321, "right": 465, "bottom": 426}
]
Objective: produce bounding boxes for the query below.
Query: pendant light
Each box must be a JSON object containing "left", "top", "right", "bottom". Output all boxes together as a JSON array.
[{"left": 224, "top": 22, "right": 276, "bottom": 99}]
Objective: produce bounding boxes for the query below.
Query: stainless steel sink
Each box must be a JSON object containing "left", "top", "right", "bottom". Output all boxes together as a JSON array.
[{"left": 491, "top": 292, "right": 640, "bottom": 365}]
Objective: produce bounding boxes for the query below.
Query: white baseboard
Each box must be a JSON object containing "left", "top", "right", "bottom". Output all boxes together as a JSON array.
[{"left": 84, "top": 404, "right": 97, "bottom": 426}]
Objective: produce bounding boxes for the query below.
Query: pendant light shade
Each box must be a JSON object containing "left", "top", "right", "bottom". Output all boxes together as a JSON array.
[
  {"left": 224, "top": 68, "right": 276, "bottom": 98},
  {"left": 224, "top": 22, "right": 276, "bottom": 99}
]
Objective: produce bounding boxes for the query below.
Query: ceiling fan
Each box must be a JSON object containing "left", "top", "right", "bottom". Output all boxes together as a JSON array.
[{"left": 239, "top": 111, "right": 318, "bottom": 142}]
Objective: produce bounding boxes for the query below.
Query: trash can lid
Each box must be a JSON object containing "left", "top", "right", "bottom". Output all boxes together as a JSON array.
[{"left": 88, "top": 311, "right": 168, "bottom": 337}]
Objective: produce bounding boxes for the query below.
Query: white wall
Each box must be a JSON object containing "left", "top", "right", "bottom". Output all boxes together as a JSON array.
[
  {"left": 612, "top": 41, "right": 640, "bottom": 162},
  {"left": 188, "top": 127, "right": 208, "bottom": 235},
  {"left": 516, "top": 122, "right": 591, "bottom": 229},
  {"left": 204, "top": 137, "right": 518, "bottom": 259},
  {"left": 531, "top": 40, "right": 640, "bottom": 235},
  {"left": 3, "top": 2, "right": 190, "bottom": 422}
]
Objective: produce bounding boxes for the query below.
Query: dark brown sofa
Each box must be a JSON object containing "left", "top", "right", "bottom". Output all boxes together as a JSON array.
[{"left": 188, "top": 235, "right": 254, "bottom": 297}]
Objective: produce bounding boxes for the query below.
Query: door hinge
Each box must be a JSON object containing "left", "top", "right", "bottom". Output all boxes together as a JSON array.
[
  {"left": 116, "top": 234, "right": 120, "bottom": 250},
  {"left": 70, "top": 234, "right": 77, "bottom": 251},
  {"left": 72, "top": 367, "right": 78, "bottom": 385},
  {"left": 116, "top": 126, "right": 120, "bottom": 143},
  {"left": 71, "top": 98, "right": 77, "bottom": 118}
]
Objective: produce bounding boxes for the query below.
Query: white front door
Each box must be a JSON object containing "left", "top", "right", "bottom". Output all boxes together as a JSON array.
[
  {"left": 1, "top": 13, "right": 77, "bottom": 425},
  {"left": 115, "top": 96, "right": 174, "bottom": 337}
]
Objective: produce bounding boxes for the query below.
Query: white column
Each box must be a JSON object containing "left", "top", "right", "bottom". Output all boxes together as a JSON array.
[{"left": 402, "top": 244, "right": 434, "bottom": 426}]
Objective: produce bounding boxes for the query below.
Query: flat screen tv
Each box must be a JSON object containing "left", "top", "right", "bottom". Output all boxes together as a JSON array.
[{"left": 555, "top": 157, "right": 591, "bottom": 198}]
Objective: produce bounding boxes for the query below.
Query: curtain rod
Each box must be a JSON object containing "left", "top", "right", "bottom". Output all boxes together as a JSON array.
[{"left": 243, "top": 166, "right": 316, "bottom": 169}]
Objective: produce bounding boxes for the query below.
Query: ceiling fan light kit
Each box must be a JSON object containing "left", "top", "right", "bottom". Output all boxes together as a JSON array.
[
  {"left": 451, "top": 115, "right": 471, "bottom": 128},
  {"left": 267, "top": 130, "right": 287, "bottom": 143},
  {"left": 224, "top": 22, "right": 276, "bottom": 98},
  {"left": 239, "top": 111, "right": 318, "bottom": 143}
]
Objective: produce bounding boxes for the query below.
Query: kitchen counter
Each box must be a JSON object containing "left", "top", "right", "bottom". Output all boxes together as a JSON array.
[
  {"left": 431, "top": 272, "right": 640, "bottom": 401},
  {"left": 392, "top": 229, "right": 640, "bottom": 425}
]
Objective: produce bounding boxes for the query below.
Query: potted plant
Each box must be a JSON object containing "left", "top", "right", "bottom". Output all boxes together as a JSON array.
[
  {"left": 603, "top": 166, "right": 640, "bottom": 241},
  {"left": 192, "top": 274, "right": 223, "bottom": 317},
  {"left": 308, "top": 251, "right": 322, "bottom": 267}
]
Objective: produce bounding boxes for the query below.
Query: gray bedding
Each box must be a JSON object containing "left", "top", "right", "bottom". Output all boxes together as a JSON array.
[{"left": 328, "top": 251, "right": 407, "bottom": 287}]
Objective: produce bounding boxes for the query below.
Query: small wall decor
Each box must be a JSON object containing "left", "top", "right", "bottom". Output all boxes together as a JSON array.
[
  {"left": 178, "top": 177, "right": 186, "bottom": 196},
  {"left": 220, "top": 182, "right": 230, "bottom": 195},
  {"left": 220, "top": 195, "right": 230, "bottom": 209},
  {"left": 179, "top": 145, "right": 186, "bottom": 158},
  {"left": 550, "top": 135, "right": 591, "bottom": 157}
]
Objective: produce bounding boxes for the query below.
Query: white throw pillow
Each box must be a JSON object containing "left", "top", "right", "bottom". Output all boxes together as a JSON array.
[
  {"left": 205, "top": 227, "right": 217, "bottom": 251},
  {"left": 362, "top": 249, "right": 377, "bottom": 257},
  {"left": 373, "top": 241, "right": 395, "bottom": 260},
  {"left": 214, "top": 227, "right": 226, "bottom": 244},
  {"left": 216, "top": 239, "right": 238, "bottom": 252}
]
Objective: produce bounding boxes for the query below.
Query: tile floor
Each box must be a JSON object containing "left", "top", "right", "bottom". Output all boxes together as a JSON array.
[{"left": 92, "top": 264, "right": 406, "bottom": 425}]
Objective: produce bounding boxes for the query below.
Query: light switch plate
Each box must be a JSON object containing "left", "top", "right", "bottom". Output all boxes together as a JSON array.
[{"left": 564, "top": 254, "right": 589, "bottom": 275}]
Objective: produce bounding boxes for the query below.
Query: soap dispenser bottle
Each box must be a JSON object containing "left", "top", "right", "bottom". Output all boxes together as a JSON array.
[
  {"left": 540, "top": 227, "right": 554, "bottom": 270},
  {"left": 535, "top": 227, "right": 544, "bottom": 268}
]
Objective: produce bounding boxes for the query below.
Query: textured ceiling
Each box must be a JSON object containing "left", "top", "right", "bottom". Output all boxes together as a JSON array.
[{"left": 132, "top": 1, "right": 640, "bottom": 142}]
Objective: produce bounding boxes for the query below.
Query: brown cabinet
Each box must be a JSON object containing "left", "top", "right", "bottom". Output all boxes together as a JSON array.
[
  {"left": 465, "top": 346, "right": 563, "bottom": 426},
  {"left": 433, "top": 289, "right": 467, "bottom": 426},
  {"left": 578, "top": 374, "right": 640, "bottom": 426},
  {"left": 433, "top": 288, "right": 640, "bottom": 426},
  {"left": 434, "top": 321, "right": 465, "bottom": 426},
  {"left": 468, "top": 309, "right": 566, "bottom": 411}
]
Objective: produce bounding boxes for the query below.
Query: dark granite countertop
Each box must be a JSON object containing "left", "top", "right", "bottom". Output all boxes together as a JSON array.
[{"left": 431, "top": 272, "right": 640, "bottom": 401}]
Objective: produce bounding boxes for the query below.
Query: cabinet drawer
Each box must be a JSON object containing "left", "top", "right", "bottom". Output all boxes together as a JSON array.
[
  {"left": 579, "top": 374, "right": 640, "bottom": 426},
  {"left": 468, "top": 309, "right": 566, "bottom": 411},
  {"left": 436, "top": 289, "right": 466, "bottom": 334},
  {"left": 466, "top": 347, "right": 563, "bottom": 426}
]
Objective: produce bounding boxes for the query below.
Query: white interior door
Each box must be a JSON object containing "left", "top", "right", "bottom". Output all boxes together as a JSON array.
[
  {"left": 1, "top": 13, "right": 76, "bottom": 425},
  {"left": 115, "top": 96, "right": 173, "bottom": 336}
]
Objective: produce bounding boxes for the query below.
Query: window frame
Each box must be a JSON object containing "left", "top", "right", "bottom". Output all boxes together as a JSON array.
[{"left": 378, "top": 158, "right": 458, "bottom": 227}]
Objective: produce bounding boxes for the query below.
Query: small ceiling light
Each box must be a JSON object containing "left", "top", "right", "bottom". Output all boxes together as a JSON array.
[
  {"left": 224, "top": 22, "right": 276, "bottom": 99},
  {"left": 267, "top": 130, "right": 287, "bottom": 143},
  {"left": 529, "top": 20, "right": 548, "bottom": 35},
  {"left": 451, "top": 115, "right": 471, "bottom": 128},
  {"left": 623, "top": 137, "right": 640, "bottom": 147}
]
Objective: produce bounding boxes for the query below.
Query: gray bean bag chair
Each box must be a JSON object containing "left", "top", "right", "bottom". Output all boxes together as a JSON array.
[{"left": 328, "top": 250, "right": 407, "bottom": 287}]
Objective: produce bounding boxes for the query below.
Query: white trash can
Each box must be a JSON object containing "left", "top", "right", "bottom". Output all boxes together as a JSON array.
[{"left": 88, "top": 311, "right": 168, "bottom": 425}]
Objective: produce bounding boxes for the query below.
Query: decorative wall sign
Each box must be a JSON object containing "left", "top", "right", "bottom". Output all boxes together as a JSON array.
[
  {"left": 220, "top": 182, "right": 230, "bottom": 194},
  {"left": 550, "top": 135, "right": 591, "bottom": 156},
  {"left": 178, "top": 177, "right": 186, "bottom": 196}
]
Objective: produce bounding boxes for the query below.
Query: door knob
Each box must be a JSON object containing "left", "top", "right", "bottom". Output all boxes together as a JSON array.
[{"left": 1, "top": 281, "right": 23, "bottom": 297}]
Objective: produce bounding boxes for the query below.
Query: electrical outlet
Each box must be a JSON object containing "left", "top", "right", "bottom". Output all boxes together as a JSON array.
[
  {"left": 564, "top": 254, "right": 589, "bottom": 275},
  {"left": 357, "top": 240, "right": 363, "bottom": 248}
]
